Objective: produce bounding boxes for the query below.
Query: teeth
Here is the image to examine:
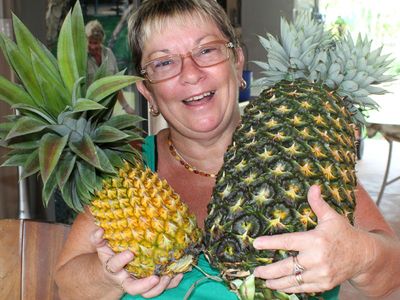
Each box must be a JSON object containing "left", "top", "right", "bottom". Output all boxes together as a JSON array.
[{"left": 185, "top": 91, "right": 214, "bottom": 102}]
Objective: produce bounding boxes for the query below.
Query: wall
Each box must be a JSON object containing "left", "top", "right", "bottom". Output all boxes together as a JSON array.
[
  {"left": 0, "top": 0, "right": 48, "bottom": 220},
  {"left": 241, "top": 0, "right": 296, "bottom": 80}
]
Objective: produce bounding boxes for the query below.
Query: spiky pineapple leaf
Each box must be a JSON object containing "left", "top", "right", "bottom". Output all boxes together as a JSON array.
[
  {"left": 20, "top": 149, "right": 40, "bottom": 180},
  {"left": 2, "top": 38, "right": 44, "bottom": 105},
  {"left": 73, "top": 99, "right": 106, "bottom": 113},
  {"left": 70, "top": 1, "right": 87, "bottom": 79},
  {"left": 93, "top": 126, "right": 130, "bottom": 143},
  {"left": 57, "top": 9, "right": 79, "bottom": 95},
  {"left": 42, "top": 169, "right": 58, "bottom": 207},
  {"left": 1, "top": 153, "right": 30, "bottom": 167},
  {"left": 56, "top": 152, "right": 77, "bottom": 191},
  {"left": 69, "top": 133, "right": 101, "bottom": 169},
  {"left": 12, "top": 13, "right": 60, "bottom": 80},
  {"left": 102, "top": 149, "right": 126, "bottom": 169},
  {"left": 103, "top": 114, "right": 145, "bottom": 130},
  {"left": 0, "top": 76, "right": 37, "bottom": 107},
  {"left": 77, "top": 160, "right": 97, "bottom": 193},
  {"left": 39, "top": 133, "right": 69, "bottom": 184},
  {"left": 86, "top": 75, "right": 144, "bottom": 101},
  {"left": 12, "top": 103, "right": 57, "bottom": 124},
  {"left": 5, "top": 116, "right": 48, "bottom": 140},
  {"left": 96, "top": 146, "right": 118, "bottom": 175}
]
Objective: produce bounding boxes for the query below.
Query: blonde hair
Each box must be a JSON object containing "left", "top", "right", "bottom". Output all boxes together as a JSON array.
[
  {"left": 85, "top": 20, "right": 105, "bottom": 41},
  {"left": 128, "top": 0, "right": 240, "bottom": 76}
]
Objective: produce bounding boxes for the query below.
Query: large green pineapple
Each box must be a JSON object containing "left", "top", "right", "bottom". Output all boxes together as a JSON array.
[
  {"left": 0, "top": 2, "right": 202, "bottom": 279},
  {"left": 204, "top": 13, "right": 394, "bottom": 300}
]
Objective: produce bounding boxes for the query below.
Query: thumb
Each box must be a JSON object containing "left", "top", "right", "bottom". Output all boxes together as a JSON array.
[
  {"left": 307, "top": 185, "right": 334, "bottom": 222},
  {"left": 90, "top": 228, "right": 107, "bottom": 248}
]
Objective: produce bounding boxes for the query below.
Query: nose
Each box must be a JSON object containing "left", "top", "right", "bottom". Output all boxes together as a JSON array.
[{"left": 179, "top": 55, "right": 205, "bottom": 85}]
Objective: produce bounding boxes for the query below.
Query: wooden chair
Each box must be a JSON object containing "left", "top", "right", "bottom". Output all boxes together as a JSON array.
[{"left": 0, "top": 219, "right": 70, "bottom": 299}]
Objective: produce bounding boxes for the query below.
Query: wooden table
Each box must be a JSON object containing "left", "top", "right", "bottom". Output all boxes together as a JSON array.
[{"left": 0, "top": 219, "right": 70, "bottom": 299}]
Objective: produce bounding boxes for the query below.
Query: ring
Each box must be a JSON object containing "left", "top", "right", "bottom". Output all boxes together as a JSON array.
[
  {"left": 293, "top": 256, "right": 305, "bottom": 275},
  {"left": 121, "top": 278, "right": 128, "bottom": 293},
  {"left": 295, "top": 273, "right": 304, "bottom": 285},
  {"left": 105, "top": 258, "right": 116, "bottom": 275}
]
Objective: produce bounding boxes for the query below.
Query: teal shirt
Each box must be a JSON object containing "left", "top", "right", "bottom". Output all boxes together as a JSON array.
[{"left": 122, "top": 135, "right": 340, "bottom": 300}]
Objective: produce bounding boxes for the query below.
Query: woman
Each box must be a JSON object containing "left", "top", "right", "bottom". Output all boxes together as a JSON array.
[
  {"left": 85, "top": 20, "right": 135, "bottom": 115},
  {"left": 54, "top": 0, "right": 400, "bottom": 299}
]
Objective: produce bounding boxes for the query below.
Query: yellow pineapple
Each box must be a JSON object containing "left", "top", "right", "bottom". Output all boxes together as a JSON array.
[{"left": 0, "top": 1, "right": 202, "bottom": 279}]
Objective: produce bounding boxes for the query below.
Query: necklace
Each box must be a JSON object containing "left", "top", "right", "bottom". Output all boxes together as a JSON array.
[{"left": 168, "top": 135, "right": 217, "bottom": 178}]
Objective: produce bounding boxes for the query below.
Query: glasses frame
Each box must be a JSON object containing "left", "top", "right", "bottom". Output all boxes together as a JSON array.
[{"left": 140, "top": 40, "right": 234, "bottom": 84}]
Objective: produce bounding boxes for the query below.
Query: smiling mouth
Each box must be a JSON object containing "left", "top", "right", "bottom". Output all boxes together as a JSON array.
[{"left": 184, "top": 91, "right": 215, "bottom": 103}]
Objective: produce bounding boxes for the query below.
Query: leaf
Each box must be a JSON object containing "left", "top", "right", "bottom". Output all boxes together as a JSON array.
[
  {"left": 12, "top": 103, "right": 56, "bottom": 124},
  {"left": 39, "top": 133, "right": 69, "bottom": 184},
  {"left": 86, "top": 75, "right": 144, "bottom": 101},
  {"left": 103, "top": 114, "right": 145, "bottom": 130},
  {"left": 96, "top": 146, "right": 118, "bottom": 175},
  {"left": 69, "top": 133, "right": 101, "bottom": 169},
  {"left": 102, "top": 149, "right": 126, "bottom": 169},
  {"left": 56, "top": 152, "right": 77, "bottom": 190},
  {"left": 73, "top": 98, "right": 106, "bottom": 113},
  {"left": 0, "top": 76, "right": 37, "bottom": 107},
  {"left": 1, "top": 153, "right": 30, "bottom": 167},
  {"left": 2, "top": 39, "right": 44, "bottom": 105},
  {"left": 93, "top": 126, "right": 130, "bottom": 143},
  {"left": 71, "top": 1, "right": 87, "bottom": 79},
  {"left": 57, "top": 10, "right": 79, "bottom": 94},
  {"left": 76, "top": 160, "right": 96, "bottom": 193},
  {"left": 12, "top": 13, "right": 60, "bottom": 79},
  {"left": 20, "top": 149, "right": 40, "bottom": 180},
  {"left": 5, "top": 116, "right": 48, "bottom": 140},
  {"left": 42, "top": 172, "right": 58, "bottom": 208}
]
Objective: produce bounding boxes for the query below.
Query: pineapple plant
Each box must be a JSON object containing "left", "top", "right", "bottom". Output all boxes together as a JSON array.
[
  {"left": 0, "top": 1, "right": 202, "bottom": 279},
  {"left": 204, "top": 12, "right": 394, "bottom": 300}
]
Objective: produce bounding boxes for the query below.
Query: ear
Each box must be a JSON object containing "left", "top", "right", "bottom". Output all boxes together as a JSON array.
[
  {"left": 136, "top": 80, "right": 159, "bottom": 111},
  {"left": 234, "top": 46, "right": 245, "bottom": 83}
]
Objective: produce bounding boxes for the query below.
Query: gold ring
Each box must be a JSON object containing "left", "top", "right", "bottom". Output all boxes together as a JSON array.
[
  {"left": 121, "top": 278, "right": 128, "bottom": 293},
  {"left": 295, "top": 273, "right": 304, "bottom": 285},
  {"left": 293, "top": 256, "right": 305, "bottom": 275},
  {"left": 105, "top": 258, "right": 116, "bottom": 275}
]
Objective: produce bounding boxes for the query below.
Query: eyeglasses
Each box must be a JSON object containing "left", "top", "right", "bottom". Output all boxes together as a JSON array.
[{"left": 141, "top": 40, "right": 234, "bottom": 83}]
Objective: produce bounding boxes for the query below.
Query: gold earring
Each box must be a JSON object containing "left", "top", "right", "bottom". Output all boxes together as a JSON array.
[
  {"left": 239, "top": 78, "right": 247, "bottom": 91},
  {"left": 149, "top": 105, "right": 160, "bottom": 117}
]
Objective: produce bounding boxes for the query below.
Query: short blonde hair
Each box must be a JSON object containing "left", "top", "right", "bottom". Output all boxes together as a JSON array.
[
  {"left": 128, "top": 0, "right": 240, "bottom": 76},
  {"left": 85, "top": 20, "right": 105, "bottom": 41}
]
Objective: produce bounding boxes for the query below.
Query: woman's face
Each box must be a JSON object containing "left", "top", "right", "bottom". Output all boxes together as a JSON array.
[
  {"left": 137, "top": 16, "right": 244, "bottom": 138},
  {"left": 87, "top": 37, "right": 102, "bottom": 56}
]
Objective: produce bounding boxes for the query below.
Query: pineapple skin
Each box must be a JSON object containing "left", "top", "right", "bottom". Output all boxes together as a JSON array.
[
  {"left": 90, "top": 162, "right": 204, "bottom": 278},
  {"left": 204, "top": 80, "right": 357, "bottom": 300}
]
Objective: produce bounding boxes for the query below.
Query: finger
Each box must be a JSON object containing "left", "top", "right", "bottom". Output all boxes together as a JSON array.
[
  {"left": 141, "top": 276, "right": 175, "bottom": 298},
  {"left": 122, "top": 275, "right": 160, "bottom": 296},
  {"left": 166, "top": 273, "right": 183, "bottom": 290},
  {"left": 90, "top": 228, "right": 107, "bottom": 247},
  {"left": 264, "top": 272, "right": 309, "bottom": 291},
  {"left": 307, "top": 185, "right": 335, "bottom": 220},
  {"left": 253, "top": 230, "right": 308, "bottom": 251},
  {"left": 105, "top": 251, "right": 135, "bottom": 275},
  {"left": 254, "top": 256, "right": 298, "bottom": 280}
]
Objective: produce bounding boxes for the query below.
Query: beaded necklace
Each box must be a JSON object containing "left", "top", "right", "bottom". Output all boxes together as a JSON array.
[{"left": 168, "top": 135, "right": 217, "bottom": 178}]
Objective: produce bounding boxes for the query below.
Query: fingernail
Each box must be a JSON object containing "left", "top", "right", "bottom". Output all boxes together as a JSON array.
[
  {"left": 150, "top": 277, "right": 159, "bottom": 286},
  {"left": 124, "top": 252, "right": 133, "bottom": 260},
  {"left": 253, "top": 238, "right": 261, "bottom": 249}
]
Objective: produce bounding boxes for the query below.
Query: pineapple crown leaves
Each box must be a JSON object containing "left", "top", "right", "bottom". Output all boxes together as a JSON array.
[
  {"left": 252, "top": 11, "right": 395, "bottom": 121},
  {"left": 0, "top": 1, "right": 145, "bottom": 212}
]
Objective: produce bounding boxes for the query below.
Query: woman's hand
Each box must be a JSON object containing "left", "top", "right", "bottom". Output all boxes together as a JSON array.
[
  {"left": 90, "top": 228, "right": 184, "bottom": 298},
  {"left": 252, "top": 185, "right": 374, "bottom": 295}
]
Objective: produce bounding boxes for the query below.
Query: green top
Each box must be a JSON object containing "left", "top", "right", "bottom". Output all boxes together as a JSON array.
[{"left": 121, "top": 135, "right": 340, "bottom": 300}]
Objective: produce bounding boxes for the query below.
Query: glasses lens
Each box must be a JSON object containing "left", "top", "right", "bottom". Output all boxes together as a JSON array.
[
  {"left": 192, "top": 42, "right": 229, "bottom": 67},
  {"left": 145, "top": 55, "right": 181, "bottom": 82}
]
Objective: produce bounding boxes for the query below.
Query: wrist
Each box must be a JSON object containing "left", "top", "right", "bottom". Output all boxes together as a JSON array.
[{"left": 122, "top": 104, "right": 129, "bottom": 110}]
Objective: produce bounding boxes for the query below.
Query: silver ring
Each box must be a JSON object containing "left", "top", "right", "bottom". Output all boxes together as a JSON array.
[
  {"left": 105, "top": 258, "right": 116, "bottom": 275},
  {"left": 121, "top": 278, "right": 128, "bottom": 293},
  {"left": 295, "top": 273, "right": 304, "bottom": 285},
  {"left": 293, "top": 256, "right": 305, "bottom": 275}
]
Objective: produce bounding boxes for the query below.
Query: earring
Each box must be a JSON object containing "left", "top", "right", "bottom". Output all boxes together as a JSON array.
[
  {"left": 149, "top": 104, "right": 160, "bottom": 117},
  {"left": 239, "top": 78, "right": 247, "bottom": 91}
]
